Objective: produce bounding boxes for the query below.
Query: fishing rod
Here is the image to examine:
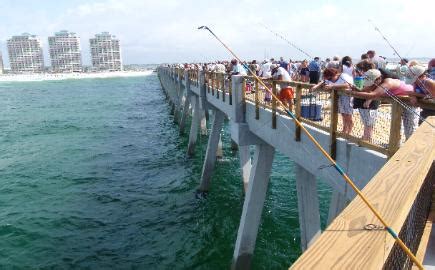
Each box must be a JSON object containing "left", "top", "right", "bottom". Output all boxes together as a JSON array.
[
  {"left": 197, "top": 25, "right": 424, "bottom": 270},
  {"left": 261, "top": 24, "right": 435, "bottom": 128},
  {"left": 258, "top": 22, "right": 313, "bottom": 59},
  {"left": 368, "top": 19, "right": 433, "bottom": 99}
]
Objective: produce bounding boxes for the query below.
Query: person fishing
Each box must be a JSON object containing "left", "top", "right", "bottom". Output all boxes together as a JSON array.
[
  {"left": 353, "top": 60, "right": 379, "bottom": 142},
  {"left": 270, "top": 64, "right": 294, "bottom": 110},
  {"left": 350, "top": 69, "right": 426, "bottom": 139},
  {"left": 409, "top": 65, "right": 435, "bottom": 124},
  {"left": 310, "top": 67, "right": 354, "bottom": 136}
]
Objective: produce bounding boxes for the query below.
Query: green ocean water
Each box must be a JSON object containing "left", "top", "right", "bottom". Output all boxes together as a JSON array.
[{"left": 0, "top": 74, "right": 332, "bottom": 269}]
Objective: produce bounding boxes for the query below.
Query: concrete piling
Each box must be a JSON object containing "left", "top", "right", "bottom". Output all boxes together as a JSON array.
[{"left": 232, "top": 144, "right": 275, "bottom": 270}]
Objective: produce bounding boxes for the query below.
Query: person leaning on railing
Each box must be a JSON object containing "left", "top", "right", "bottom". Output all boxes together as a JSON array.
[
  {"left": 353, "top": 60, "right": 379, "bottom": 142},
  {"left": 310, "top": 67, "right": 354, "bottom": 136},
  {"left": 409, "top": 65, "right": 435, "bottom": 124},
  {"left": 270, "top": 64, "right": 294, "bottom": 111},
  {"left": 349, "top": 69, "right": 425, "bottom": 140}
]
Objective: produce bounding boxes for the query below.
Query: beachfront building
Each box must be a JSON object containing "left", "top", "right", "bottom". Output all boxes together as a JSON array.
[
  {"left": 48, "top": 30, "right": 82, "bottom": 73},
  {"left": 90, "top": 32, "right": 122, "bottom": 71},
  {"left": 7, "top": 33, "right": 44, "bottom": 73}
]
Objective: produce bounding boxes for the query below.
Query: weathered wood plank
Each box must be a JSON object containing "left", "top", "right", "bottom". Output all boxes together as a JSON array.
[{"left": 290, "top": 117, "right": 435, "bottom": 270}]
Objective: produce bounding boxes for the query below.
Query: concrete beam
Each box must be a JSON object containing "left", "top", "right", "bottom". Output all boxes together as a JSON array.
[
  {"left": 238, "top": 145, "right": 252, "bottom": 192},
  {"left": 198, "top": 110, "right": 225, "bottom": 192},
  {"left": 232, "top": 144, "right": 275, "bottom": 270},
  {"left": 295, "top": 163, "right": 321, "bottom": 251},
  {"left": 179, "top": 71, "right": 191, "bottom": 134},
  {"left": 187, "top": 95, "right": 200, "bottom": 157}
]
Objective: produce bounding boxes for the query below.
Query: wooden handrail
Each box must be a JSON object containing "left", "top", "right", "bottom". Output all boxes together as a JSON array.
[
  {"left": 290, "top": 117, "right": 435, "bottom": 270},
  {"left": 160, "top": 67, "right": 435, "bottom": 156}
]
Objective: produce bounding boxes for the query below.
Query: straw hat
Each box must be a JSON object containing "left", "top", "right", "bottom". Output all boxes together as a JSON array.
[
  {"left": 409, "top": 65, "right": 427, "bottom": 84},
  {"left": 364, "top": 69, "right": 382, "bottom": 87}
]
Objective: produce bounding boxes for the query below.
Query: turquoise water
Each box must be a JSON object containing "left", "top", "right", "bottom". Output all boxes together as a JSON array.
[{"left": 0, "top": 75, "right": 331, "bottom": 269}]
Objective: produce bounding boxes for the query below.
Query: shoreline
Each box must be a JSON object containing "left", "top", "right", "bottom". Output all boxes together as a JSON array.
[{"left": 0, "top": 70, "right": 154, "bottom": 82}]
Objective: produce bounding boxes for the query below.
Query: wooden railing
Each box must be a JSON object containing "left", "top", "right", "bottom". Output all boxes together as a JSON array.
[
  {"left": 163, "top": 67, "right": 435, "bottom": 157},
  {"left": 289, "top": 117, "right": 435, "bottom": 270}
]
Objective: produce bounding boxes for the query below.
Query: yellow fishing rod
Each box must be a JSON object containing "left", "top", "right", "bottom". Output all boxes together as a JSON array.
[{"left": 197, "top": 25, "right": 424, "bottom": 269}]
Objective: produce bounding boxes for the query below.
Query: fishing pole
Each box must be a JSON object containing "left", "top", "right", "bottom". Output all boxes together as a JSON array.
[
  {"left": 368, "top": 19, "right": 433, "bottom": 99},
  {"left": 197, "top": 25, "right": 424, "bottom": 270},
  {"left": 257, "top": 22, "right": 313, "bottom": 59}
]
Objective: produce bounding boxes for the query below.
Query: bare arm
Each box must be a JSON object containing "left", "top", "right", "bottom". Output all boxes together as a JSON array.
[{"left": 310, "top": 81, "right": 325, "bottom": 92}]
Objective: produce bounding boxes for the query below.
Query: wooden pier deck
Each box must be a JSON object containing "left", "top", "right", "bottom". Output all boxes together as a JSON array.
[{"left": 289, "top": 117, "right": 434, "bottom": 269}]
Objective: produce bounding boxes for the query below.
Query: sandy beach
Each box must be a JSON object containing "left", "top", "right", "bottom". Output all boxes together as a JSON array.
[{"left": 0, "top": 70, "right": 154, "bottom": 82}]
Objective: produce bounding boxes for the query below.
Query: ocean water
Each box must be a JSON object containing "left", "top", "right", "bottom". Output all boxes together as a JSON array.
[{"left": 0, "top": 74, "right": 332, "bottom": 269}]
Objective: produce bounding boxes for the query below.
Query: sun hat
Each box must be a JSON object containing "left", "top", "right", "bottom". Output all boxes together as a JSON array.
[
  {"left": 409, "top": 65, "right": 427, "bottom": 84},
  {"left": 364, "top": 69, "right": 382, "bottom": 87}
]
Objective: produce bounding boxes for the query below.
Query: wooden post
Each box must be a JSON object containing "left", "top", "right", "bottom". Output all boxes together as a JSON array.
[
  {"left": 242, "top": 78, "right": 246, "bottom": 122},
  {"left": 211, "top": 72, "right": 215, "bottom": 96},
  {"left": 206, "top": 72, "right": 210, "bottom": 93},
  {"left": 229, "top": 77, "right": 233, "bottom": 105},
  {"left": 222, "top": 73, "right": 226, "bottom": 102},
  {"left": 216, "top": 73, "right": 219, "bottom": 99},
  {"left": 272, "top": 81, "right": 277, "bottom": 129},
  {"left": 388, "top": 101, "right": 403, "bottom": 157},
  {"left": 295, "top": 84, "right": 302, "bottom": 141},
  {"left": 329, "top": 89, "right": 339, "bottom": 159},
  {"left": 255, "top": 79, "right": 259, "bottom": 120}
]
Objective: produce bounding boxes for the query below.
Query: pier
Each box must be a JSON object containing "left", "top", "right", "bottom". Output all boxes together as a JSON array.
[{"left": 157, "top": 66, "right": 435, "bottom": 269}]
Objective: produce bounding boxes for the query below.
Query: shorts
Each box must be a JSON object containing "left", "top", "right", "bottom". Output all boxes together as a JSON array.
[
  {"left": 338, "top": 95, "right": 353, "bottom": 115},
  {"left": 279, "top": 87, "right": 294, "bottom": 101},
  {"left": 359, "top": 108, "right": 378, "bottom": 127}
]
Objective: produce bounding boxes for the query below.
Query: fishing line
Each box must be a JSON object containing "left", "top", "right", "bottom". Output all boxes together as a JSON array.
[
  {"left": 368, "top": 19, "right": 433, "bottom": 99},
  {"left": 257, "top": 22, "right": 313, "bottom": 59},
  {"left": 197, "top": 25, "right": 424, "bottom": 269},
  {"left": 346, "top": 69, "right": 435, "bottom": 129}
]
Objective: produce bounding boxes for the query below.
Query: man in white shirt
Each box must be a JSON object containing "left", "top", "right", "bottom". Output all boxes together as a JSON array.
[
  {"left": 259, "top": 60, "right": 272, "bottom": 78},
  {"left": 271, "top": 64, "right": 294, "bottom": 111},
  {"left": 213, "top": 61, "right": 226, "bottom": 73}
]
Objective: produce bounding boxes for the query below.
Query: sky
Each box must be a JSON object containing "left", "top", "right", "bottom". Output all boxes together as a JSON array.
[{"left": 0, "top": 0, "right": 434, "bottom": 66}]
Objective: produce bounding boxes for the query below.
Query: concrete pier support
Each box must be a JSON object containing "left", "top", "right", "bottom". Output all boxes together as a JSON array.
[
  {"left": 295, "top": 164, "right": 321, "bottom": 251},
  {"left": 170, "top": 103, "right": 175, "bottom": 115},
  {"left": 179, "top": 71, "right": 191, "bottom": 134},
  {"left": 216, "top": 135, "right": 223, "bottom": 160},
  {"left": 187, "top": 95, "right": 200, "bottom": 157},
  {"left": 198, "top": 71, "right": 208, "bottom": 136},
  {"left": 238, "top": 145, "right": 251, "bottom": 192},
  {"left": 327, "top": 190, "right": 348, "bottom": 225},
  {"left": 200, "top": 111, "right": 208, "bottom": 135},
  {"left": 198, "top": 109, "right": 225, "bottom": 192},
  {"left": 232, "top": 144, "right": 275, "bottom": 270},
  {"left": 174, "top": 72, "right": 184, "bottom": 124}
]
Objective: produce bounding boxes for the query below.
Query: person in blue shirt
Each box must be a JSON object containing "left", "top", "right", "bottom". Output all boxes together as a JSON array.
[
  {"left": 230, "top": 59, "right": 247, "bottom": 76},
  {"left": 279, "top": 57, "right": 288, "bottom": 70},
  {"left": 308, "top": 57, "right": 321, "bottom": 83}
]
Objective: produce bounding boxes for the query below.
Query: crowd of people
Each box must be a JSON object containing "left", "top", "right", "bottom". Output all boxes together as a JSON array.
[{"left": 175, "top": 50, "right": 435, "bottom": 143}]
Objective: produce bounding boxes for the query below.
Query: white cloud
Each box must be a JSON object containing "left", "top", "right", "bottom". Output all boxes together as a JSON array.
[{"left": 1, "top": 0, "right": 434, "bottom": 65}]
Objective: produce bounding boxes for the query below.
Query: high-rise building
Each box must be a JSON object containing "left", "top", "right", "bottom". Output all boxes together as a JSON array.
[
  {"left": 7, "top": 33, "right": 44, "bottom": 73},
  {"left": 48, "top": 30, "right": 82, "bottom": 73},
  {"left": 90, "top": 32, "right": 122, "bottom": 71},
  {"left": 0, "top": 52, "right": 4, "bottom": 74}
]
